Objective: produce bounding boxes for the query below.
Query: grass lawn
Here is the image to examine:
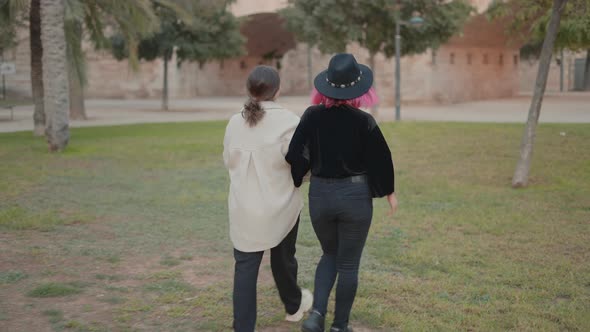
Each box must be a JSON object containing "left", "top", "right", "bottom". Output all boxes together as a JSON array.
[{"left": 0, "top": 121, "right": 589, "bottom": 331}]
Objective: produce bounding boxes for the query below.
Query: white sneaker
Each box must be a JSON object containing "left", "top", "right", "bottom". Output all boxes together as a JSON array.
[{"left": 285, "top": 288, "right": 313, "bottom": 322}]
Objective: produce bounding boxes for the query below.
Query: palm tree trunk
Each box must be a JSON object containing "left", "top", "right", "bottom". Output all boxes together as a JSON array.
[
  {"left": 162, "top": 53, "right": 170, "bottom": 111},
  {"left": 68, "top": 22, "right": 87, "bottom": 120},
  {"left": 368, "top": 52, "right": 378, "bottom": 116},
  {"left": 69, "top": 67, "right": 86, "bottom": 119},
  {"left": 41, "top": 0, "right": 70, "bottom": 152},
  {"left": 30, "top": 0, "right": 45, "bottom": 136},
  {"left": 512, "top": 0, "right": 567, "bottom": 188},
  {"left": 584, "top": 49, "right": 590, "bottom": 91}
]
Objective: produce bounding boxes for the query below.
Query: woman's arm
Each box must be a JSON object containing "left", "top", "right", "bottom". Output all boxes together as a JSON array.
[
  {"left": 387, "top": 192, "right": 398, "bottom": 216},
  {"left": 366, "top": 124, "right": 397, "bottom": 216},
  {"left": 365, "top": 124, "right": 395, "bottom": 198},
  {"left": 285, "top": 108, "right": 312, "bottom": 187}
]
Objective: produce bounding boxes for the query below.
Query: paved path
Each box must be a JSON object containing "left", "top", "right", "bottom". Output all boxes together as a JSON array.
[{"left": 1, "top": 93, "right": 589, "bottom": 133}]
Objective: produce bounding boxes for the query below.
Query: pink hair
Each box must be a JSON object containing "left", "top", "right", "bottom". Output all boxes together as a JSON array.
[{"left": 310, "top": 87, "right": 379, "bottom": 109}]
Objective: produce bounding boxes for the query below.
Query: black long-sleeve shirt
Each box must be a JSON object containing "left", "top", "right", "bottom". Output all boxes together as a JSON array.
[{"left": 285, "top": 104, "right": 395, "bottom": 197}]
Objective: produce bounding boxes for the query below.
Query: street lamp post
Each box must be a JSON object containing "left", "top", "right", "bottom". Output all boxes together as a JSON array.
[
  {"left": 395, "top": 11, "right": 402, "bottom": 121},
  {"left": 393, "top": 5, "right": 423, "bottom": 121}
]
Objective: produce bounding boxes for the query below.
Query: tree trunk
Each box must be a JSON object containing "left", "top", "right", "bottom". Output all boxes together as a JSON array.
[
  {"left": 368, "top": 53, "right": 378, "bottom": 116},
  {"left": 68, "top": 22, "right": 86, "bottom": 120},
  {"left": 559, "top": 49, "right": 564, "bottom": 92},
  {"left": 30, "top": 0, "right": 45, "bottom": 136},
  {"left": 584, "top": 49, "right": 590, "bottom": 91},
  {"left": 162, "top": 54, "right": 169, "bottom": 111},
  {"left": 68, "top": 68, "right": 86, "bottom": 119},
  {"left": 512, "top": 0, "right": 567, "bottom": 188},
  {"left": 41, "top": 0, "right": 70, "bottom": 152}
]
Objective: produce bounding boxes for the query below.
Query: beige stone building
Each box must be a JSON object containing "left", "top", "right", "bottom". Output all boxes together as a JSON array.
[
  {"left": 520, "top": 50, "right": 589, "bottom": 92},
  {"left": 4, "top": 0, "right": 563, "bottom": 105}
]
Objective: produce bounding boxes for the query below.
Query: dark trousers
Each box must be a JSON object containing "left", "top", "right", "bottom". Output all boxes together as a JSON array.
[
  {"left": 309, "top": 177, "right": 373, "bottom": 329},
  {"left": 233, "top": 218, "right": 302, "bottom": 332}
]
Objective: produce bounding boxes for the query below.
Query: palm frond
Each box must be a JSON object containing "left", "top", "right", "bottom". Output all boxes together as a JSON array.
[
  {"left": 1, "top": 0, "right": 28, "bottom": 21},
  {"left": 82, "top": 1, "right": 109, "bottom": 49},
  {"left": 153, "top": 0, "right": 194, "bottom": 24},
  {"left": 107, "top": 0, "right": 160, "bottom": 69},
  {"left": 65, "top": 19, "right": 87, "bottom": 86},
  {"left": 64, "top": 0, "right": 85, "bottom": 22}
]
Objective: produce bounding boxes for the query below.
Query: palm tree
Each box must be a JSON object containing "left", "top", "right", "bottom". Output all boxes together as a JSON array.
[
  {"left": 0, "top": 0, "right": 44, "bottom": 135},
  {"left": 63, "top": 0, "right": 192, "bottom": 120},
  {"left": 0, "top": 0, "right": 27, "bottom": 52},
  {"left": 2, "top": 0, "right": 197, "bottom": 136},
  {"left": 63, "top": 0, "right": 162, "bottom": 120},
  {"left": 67, "top": 19, "right": 86, "bottom": 120},
  {"left": 41, "top": 0, "right": 69, "bottom": 151},
  {"left": 30, "top": 0, "right": 45, "bottom": 135}
]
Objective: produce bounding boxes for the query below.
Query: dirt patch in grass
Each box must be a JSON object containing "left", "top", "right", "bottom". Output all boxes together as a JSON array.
[
  {"left": 258, "top": 323, "right": 384, "bottom": 332},
  {"left": 0, "top": 219, "right": 232, "bottom": 331},
  {"left": 0, "top": 226, "right": 278, "bottom": 331},
  {"left": 1, "top": 282, "right": 118, "bottom": 332}
]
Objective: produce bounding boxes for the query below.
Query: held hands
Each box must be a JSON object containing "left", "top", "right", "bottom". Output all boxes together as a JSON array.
[{"left": 386, "top": 193, "right": 398, "bottom": 217}]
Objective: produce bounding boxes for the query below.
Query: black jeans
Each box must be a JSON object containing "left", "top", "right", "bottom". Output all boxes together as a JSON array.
[
  {"left": 309, "top": 176, "right": 373, "bottom": 329},
  {"left": 233, "top": 218, "right": 302, "bottom": 332}
]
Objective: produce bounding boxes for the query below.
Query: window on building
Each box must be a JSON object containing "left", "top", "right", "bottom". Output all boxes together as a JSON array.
[
  {"left": 483, "top": 54, "right": 489, "bottom": 64},
  {"left": 467, "top": 53, "right": 472, "bottom": 65},
  {"left": 450, "top": 53, "right": 455, "bottom": 64},
  {"left": 240, "top": 60, "right": 247, "bottom": 70},
  {"left": 499, "top": 54, "right": 504, "bottom": 66},
  {"left": 514, "top": 55, "right": 519, "bottom": 66}
]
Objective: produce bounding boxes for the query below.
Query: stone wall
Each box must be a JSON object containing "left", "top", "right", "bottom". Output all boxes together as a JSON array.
[
  {"left": 519, "top": 51, "right": 586, "bottom": 92},
  {"left": 230, "top": 0, "right": 288, "bottom": 16},
  {"left": 4, "top": 35, "right": 520, "bottom": 104},
  {"left": 470, "top": 0, "right": 493, "bottom": 13},
  {"left": 84, "top": 50, "right": 165, "bottom": 99},
  {"left": 2, "top": 33, "right": 32, "bottom": 98},
  {"left": 427, "top": 46, "right": 520, "bottom": 103},
  {"left": 2, "top": 0, "right": 521, "bottom": 104}
]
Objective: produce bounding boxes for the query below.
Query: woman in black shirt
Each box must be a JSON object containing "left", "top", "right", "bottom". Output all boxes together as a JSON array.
[{"left": 286, "top": 53, "right": 397, "bottom": 332}]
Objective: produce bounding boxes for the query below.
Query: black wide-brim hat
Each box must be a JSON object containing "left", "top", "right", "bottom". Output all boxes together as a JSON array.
[{"left": 314, "top": 53, "right": 374, "bottom": 100}]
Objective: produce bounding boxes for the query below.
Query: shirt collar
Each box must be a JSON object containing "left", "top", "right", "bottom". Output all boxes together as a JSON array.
[{"left": 260, "top": 101, "right": 283, "bottom": 110}]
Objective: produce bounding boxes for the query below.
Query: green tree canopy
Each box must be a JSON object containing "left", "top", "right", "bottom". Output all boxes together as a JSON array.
[
  {"left": 0, "top": 0, "right": 28, "bottom": 53},
  {"left": 111, "top": 0, "right": 244, "bottom": 110},
  {"left": 61, "top": 0, "right": 193, "bottom": 119},
  {"left": 64, "top": 0, "right": 190, "bottom": 82},
  {"left": 489, "top": 0, "right": 590, "bottom": 51},
  {"left": 111, "top": 1, "right": 243, "bottom": 65},
  {"left": 281, "top": 0, "right": 473, "bottom": 58},
  {"left": 489, "top": 0, "right": 590, "bottom": 91}
]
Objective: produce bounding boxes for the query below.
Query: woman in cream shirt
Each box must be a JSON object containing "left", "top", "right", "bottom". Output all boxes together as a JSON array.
[{"left": 223, "top": 66, "right": 312, "bottom": 332}]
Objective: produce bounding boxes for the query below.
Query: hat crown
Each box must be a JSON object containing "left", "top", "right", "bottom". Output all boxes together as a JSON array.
[
  {"left": 326, "top": 54, "right": 362, "bottom": 86},
  {"left": 314, "top": 53, "right": 373, "bottom": 100}
]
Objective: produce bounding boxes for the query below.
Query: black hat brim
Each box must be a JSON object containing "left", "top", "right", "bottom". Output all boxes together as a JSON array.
[{"left": 313, "top": 64, "right": 374, "bottom": 100}]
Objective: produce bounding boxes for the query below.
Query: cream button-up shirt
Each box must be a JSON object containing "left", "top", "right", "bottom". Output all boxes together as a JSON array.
[{"left": 223, "top": 101, "right": 303, "bottom": 252}]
